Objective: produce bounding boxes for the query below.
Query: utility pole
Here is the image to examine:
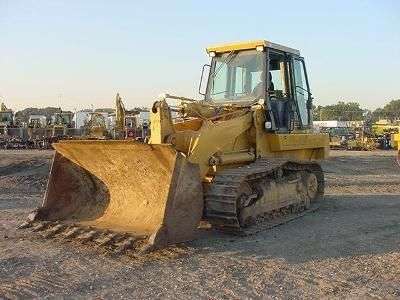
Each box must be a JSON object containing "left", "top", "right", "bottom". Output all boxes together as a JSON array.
[{"left": 58, "top": 94, "right": 62, "bottom": 106}]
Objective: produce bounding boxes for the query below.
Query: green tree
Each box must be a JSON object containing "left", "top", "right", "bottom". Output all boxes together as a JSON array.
[
  {"left": 318, "top": 101, "right": 364, "bottom": 121},
  {"left": 312, "top": 105, "right": 323, "bottom": 121},
  {"left": 371, "top": 107, "right": 385, "bottom": 122},
  {"left": 382, "top": 99, "right": 400, "bottom": 122}
]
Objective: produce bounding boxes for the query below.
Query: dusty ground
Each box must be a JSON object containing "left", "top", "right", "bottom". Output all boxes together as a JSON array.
[{"left": 0, "top": 150, "right": 400, "bottom": 299}]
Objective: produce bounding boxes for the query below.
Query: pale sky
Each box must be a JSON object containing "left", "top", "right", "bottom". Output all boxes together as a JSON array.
[{"left": 1, "top": 0, "right": 399, "bottom": 112}]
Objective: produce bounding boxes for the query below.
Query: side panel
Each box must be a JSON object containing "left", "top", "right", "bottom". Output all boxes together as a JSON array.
[
  {"left": 254, "top": 109, "right": 329, "bottom": 160},
  {"left": 267, "top": 133, "right": 329, "bottom": 151}
]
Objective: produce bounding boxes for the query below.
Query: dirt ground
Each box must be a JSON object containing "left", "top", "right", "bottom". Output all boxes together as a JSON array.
[{"left": 0, "top": 150, "right": 400, "bottom": 299}]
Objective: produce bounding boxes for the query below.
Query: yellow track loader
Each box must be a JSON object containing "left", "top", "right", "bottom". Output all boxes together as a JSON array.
[{"left": 22, "top": 40, "right": 329, "bottom": 253}]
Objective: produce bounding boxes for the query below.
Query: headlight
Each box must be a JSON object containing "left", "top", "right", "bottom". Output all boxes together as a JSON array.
[{"left": 256, "top": 45, "right": 264, "bottom": 52}]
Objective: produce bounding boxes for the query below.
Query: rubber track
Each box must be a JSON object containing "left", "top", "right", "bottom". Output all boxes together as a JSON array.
[{"left": 204, "top": 159, "right": 324, "bottom": 233}]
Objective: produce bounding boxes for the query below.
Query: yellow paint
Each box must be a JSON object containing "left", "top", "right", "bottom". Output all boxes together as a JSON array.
[
  {"left": 206, "top": 40, "right": 266, "bottom": 53},
  {"left": 149, "top": 101, "right": 329, "bottom": 177},
  {"left": 372, "top": 124, "right": 400, "bottom": 136},
  {"left": 393, "top": 133, "right": 400, "bottom": 150},
  {"left": 267, "top": 133, "right": 329, "bottom": 152},
  {"left": 252, "top": 108, "right": 327, "bottom": 161},
  {"left": 206, "top": 39, "right": 300, "bottom": 55},
  {"left": 186, "top": 112, "right": 254, "bottom": 177},
  {"left": 173, "top": 118, "right": 203, "bottom": 132},
  {"left": 148, "top": 100, "right": 175, "bottom": 144}
]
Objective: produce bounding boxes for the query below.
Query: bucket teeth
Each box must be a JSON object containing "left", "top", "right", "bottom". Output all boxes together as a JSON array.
[
  {"left": 32, "top": 221, "right": 50, "bottom": 232},
  {"left": 42, "top": 224, "right": 68, "bottom": 238},
  {"left": 63, "top": 226, "right": 82, "bottom": 238},
  {"left": 77, "top": 230, "right": 100, "bottom": 242},
  {"left": 27, "top": 221, "right": 148, "bottom": 255},
  {"left": 18, "top": 221, "right": 33, "bottom": 229},
  {"left": 114, "top": 237, "right": 136, "bottom": 254},
  {"left": 95, "top": 233, "right": 119, "bottom": 247}
]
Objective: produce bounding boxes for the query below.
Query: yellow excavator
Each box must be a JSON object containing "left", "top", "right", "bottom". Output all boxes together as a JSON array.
[
  {"left": 22, "top": 40, "right": 329, "bottom": 253},
  {"left": 114, "top": 93, "right": 140, "bottom": 139}
]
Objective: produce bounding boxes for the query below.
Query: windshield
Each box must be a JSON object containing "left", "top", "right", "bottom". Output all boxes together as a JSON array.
[{"left": 206, "top": 50, "right": 265, "bottom": 102}]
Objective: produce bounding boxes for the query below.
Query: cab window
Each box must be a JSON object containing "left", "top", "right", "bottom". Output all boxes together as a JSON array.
[
  {"left": 206, "top": 50, "right": 265, "bottom": 102},
  {"left": 293, "top": 59, "right": 309, "bottom": 126},
  {"left": 268, "top": 52, "right": 291, "bottom": 98}
]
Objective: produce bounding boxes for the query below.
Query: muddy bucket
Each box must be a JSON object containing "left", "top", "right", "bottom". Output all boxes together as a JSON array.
[{"left": 32, "top": 140, "right": 203, "bottom": 250}]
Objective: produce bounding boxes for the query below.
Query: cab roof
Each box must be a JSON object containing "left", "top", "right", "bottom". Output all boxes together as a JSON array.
[{"left": 206, "top": 39, "right": 300, "bottom": 56}]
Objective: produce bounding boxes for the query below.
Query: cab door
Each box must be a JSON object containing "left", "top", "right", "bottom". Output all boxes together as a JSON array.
[
  {"left": 292, "top": 57, "right": 312, "bottom": 128},
  {"left": 265, "top": 50, "right": 294, "bottom": 132}
]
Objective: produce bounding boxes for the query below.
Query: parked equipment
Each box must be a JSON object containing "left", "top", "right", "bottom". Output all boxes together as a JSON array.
[
  {"left": 114, "top": 93, "right": 141, "bottom": 139},
  {"left": 0, "top": 102, "right": 14, "bottom": 134},
  {"left": 24, "top": 40, "right": 329, "bottom": 253},
  {"left": 51, "top": 110, "right": 74, "bottom": 138},
  {"left": 83, "top": 112, "right": 109, "bottom": 139},
  {"left": 0, "top": 103, "right": 29, "bottom": 149},
  {"left": 372, "top": 122, "right": 400, "bottom": 149},
  {"left": 313, "top": 121, "right": 351, "bottom": 149},
  {"left": 346, "top": 125, "right": 377, "bottom": 151}
]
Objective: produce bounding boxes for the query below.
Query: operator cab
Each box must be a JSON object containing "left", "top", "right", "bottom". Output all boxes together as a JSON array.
[{"left": 202, "top": 40, "right": 312, "bottom": 132}]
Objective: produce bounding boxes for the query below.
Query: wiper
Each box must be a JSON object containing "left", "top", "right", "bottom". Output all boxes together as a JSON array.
[{"left": 211, "top": 90, "right": 227, "bottom": 96}]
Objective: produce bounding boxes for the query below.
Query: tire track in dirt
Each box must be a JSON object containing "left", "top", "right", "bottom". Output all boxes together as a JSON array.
[
  {"left": 0, "top": 260, "right": 74, "bottom": 298},
  {"left": 0, "top": 236, "right": 132, "bottom": 299}
]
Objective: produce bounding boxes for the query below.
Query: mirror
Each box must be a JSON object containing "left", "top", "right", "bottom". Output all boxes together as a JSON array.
[{"left": 198, "top": 64, "right": 211, "bottom": 96}]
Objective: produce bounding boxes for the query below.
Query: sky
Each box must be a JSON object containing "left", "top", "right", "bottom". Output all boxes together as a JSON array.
[{"left": 0, "top": 0, "right": 399, "bottom": 111}]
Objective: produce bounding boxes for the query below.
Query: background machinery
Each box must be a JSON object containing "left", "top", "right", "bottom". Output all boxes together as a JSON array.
[
  {"left": 0, "top": 102, "right": 14, "bottom": 135},
  {"left": 51, "top": 110, "right": 75, "bottom": 139},
  {"left": 83, "top": 112, "right": 109, "bottom": 139},
  {"left": 313, "top": 121, "right": 351, "bottom": 149},
  {"left": 346, "top": 123, "right": 377, "bottom": 151},
  {"left": 23, "top": 40, "right": 329, "bottom": 253},
  {"left": 114, "top": 93, "right": 141, "bottom": 140},
  {"left": 0, "top": 102, "right": 28, "bottom": 149},
  {"left": 372, "top": 121, "right": 399, "bottom": 149},
  {"left": 27, "top": 114, "right": 52, "bottom": 149}
]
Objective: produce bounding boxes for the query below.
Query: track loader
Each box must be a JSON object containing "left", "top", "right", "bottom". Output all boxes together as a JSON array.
[{"left": 22, "top": 40, "right": 329, "bottom": 253}]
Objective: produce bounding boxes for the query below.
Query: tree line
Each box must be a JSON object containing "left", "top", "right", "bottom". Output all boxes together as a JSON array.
[{"left": 313, "top": 99, "right": 400, "bottom": 122}]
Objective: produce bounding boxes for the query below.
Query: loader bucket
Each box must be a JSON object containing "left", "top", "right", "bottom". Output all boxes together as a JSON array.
[{"left": 35, "top": 140, "right": 203, "bottom": 250}]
